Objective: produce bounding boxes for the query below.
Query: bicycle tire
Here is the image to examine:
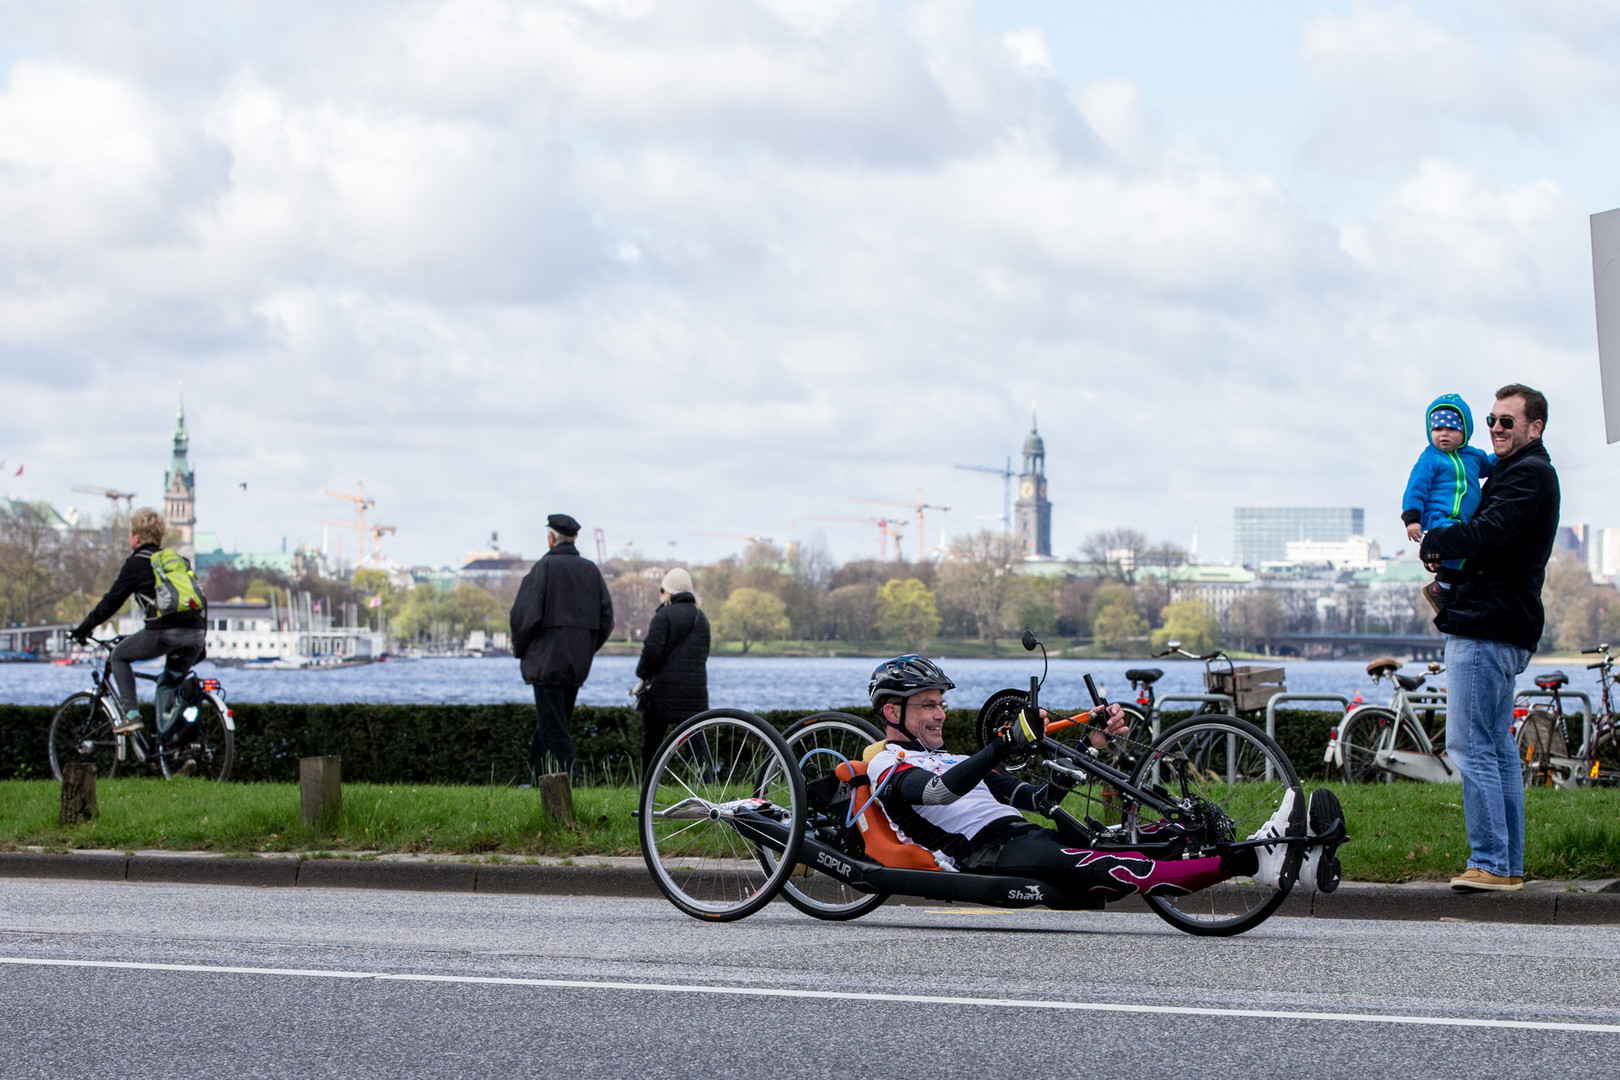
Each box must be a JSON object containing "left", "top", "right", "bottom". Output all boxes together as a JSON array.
[
  {"left": 1337, "top": 707, "right": 1396, "bottom": 784},
  {"left": 766, "top": 712, "right": 889, "bottom": 921},
  {"left": 1128, "top": 714, "right": 1299, "bottom": 937},
  {"left": 48, "top": 692, "right": 123, "bottom": 781},
  {"left": 639, "top": 709, "right": 805, "bottom": 922},
  {"left": 159, "top": 694, "right": 235, "bottom": 781}
]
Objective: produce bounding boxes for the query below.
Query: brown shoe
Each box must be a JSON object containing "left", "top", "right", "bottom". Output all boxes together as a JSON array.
[{"left": 1450, "top": 868, "right": 1523, "bottom": 892}]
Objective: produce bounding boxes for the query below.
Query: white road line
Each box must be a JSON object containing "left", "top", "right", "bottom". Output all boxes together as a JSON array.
[{"left": 4, "top": 956, "right": 1617, "bottom": 1034}]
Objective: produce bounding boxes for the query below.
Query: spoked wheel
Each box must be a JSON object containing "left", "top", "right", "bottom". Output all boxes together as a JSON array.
[
  {"left": 1337, "top": 707, "right": 1398, "bottom": 783},
  {"left": 1516, "top": 710, "right": 1569, "bottom": 789},
  {"left": 1128, "top": 715, "right": 1300, "bottom": 937},
  {"left": 639, "top": 709, "right": 806, "bottom": 922},
  {"left": 766, "top": 712, "right": 889, "bottom": 921},
  {"left": 48, "top": 693, "right": 123, "bottom": 781},
  {"left": 158, "top": 695, "right": 235, "bottom": 781}
]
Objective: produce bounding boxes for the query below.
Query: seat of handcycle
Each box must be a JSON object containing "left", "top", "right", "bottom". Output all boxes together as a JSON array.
[
  {"left": 1366, "top": 656, "right": 1402, "bottom": 679},
  {"left": 831, "top": 745, "right": 939, "bottom": 872},
  {"left": 1535, "top": 671, "right": 1569, "bottom": 689},
  {"left": 1124, "top": 668, "right": 1164, "bottom": 687}
]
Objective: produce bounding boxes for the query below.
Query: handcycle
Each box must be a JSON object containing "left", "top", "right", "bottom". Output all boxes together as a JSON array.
[
  {"left": 637, "top": 636, "right": 1343, "bottom": 938},
  {"left": 1516, "top": 644, "right": 1619, "bottom": 788},
  {"left": 1326, "top": 657, "right": 1455, "bottom": 784},
  {"left": 48, "top": 636, "right": 236, "bottom": 781}
]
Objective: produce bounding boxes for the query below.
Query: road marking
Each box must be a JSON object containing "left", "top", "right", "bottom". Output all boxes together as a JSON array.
[{"left": 4, "top": 956, "right": 1617, "bottom": 1034}]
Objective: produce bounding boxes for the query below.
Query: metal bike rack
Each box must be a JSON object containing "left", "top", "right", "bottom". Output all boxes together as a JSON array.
[
  {"left": 1150, "top": 693, "right": 1237, "bottom": 784},
  {"left": 1514, "top": 688, "right": 1593, "bottom": 756},
  {"left": 1263, "top": 693, "right": 1353, "bottom": 782}
]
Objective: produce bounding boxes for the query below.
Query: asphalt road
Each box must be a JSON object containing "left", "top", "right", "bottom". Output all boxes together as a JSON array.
[{"left": 3, "top": 880, "right": 1619, "bottom": 1079}]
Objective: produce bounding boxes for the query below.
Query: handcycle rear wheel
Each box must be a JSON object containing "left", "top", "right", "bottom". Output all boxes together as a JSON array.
[
  {"left": 158, "top": 694, "right": 235, "bottom": 781},
  {"left": 639, "top": 709, "right": 806, "bottom": 922},
  {"left": 765, "top": 712, "right": 890, "bottom": 921},
  {"left": 48, "top": 692, "right": 123, "bottom": 781},
  {"left": 1128, "top": 715, "right": 1299, "bottom": 937}
]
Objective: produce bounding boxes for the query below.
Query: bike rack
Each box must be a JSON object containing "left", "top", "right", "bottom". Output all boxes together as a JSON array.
[
  {"left": 1514, "top": 688, "right": 1593, "bottom": 756},
  {"left": 1150, "top": 693, "right": 1237, "bottom": 785},
  {"left": 1264, "top": 693, "right": 1353, "bottom": 783}
]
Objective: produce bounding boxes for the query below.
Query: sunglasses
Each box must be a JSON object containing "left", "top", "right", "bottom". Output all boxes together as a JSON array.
[{"left": 1485, "top": 414, "right": 1516, "bottom": 430}]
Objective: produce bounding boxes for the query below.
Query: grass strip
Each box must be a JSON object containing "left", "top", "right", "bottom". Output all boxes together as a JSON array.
[{"left": 4, "top": 779, "right": 1620, "bottom": 882}]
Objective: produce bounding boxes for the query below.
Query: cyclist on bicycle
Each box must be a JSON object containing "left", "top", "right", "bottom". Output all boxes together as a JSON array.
[
  {"left": 69, "top": 508, "right": 207, "bottom": 736},
  {"left": 865, "top": 656, "right": 1343, "bottom": 899}
]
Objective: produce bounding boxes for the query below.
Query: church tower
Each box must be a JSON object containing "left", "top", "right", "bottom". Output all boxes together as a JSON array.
[
  {"left": 1013, "top": 413, "right": 1052, "bottom": 559},
  {"left": 163, "top": 388, "right": 196, "bottom": 560}
]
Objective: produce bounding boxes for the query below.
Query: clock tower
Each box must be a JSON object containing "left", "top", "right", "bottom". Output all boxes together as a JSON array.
[{"left": 1013, "top": 413, "right": 1052, "bottom": 558}]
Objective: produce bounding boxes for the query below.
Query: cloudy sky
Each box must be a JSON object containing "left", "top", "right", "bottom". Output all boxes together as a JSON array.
[{"left": 2, "top": 0, "right": 1616, "bottom": 569}]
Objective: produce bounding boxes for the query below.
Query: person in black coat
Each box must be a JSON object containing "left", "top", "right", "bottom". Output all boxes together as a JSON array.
[
  {"left": 509, "top": 514, "right": 614, "bottom": 782},
  {"left": 634, "top": 567, "right": 710, "bottom": 773}
]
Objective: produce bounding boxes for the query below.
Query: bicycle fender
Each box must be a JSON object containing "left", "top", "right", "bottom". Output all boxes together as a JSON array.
[{"left": 211, "top": 694, "right": 235, "bottom": 731}]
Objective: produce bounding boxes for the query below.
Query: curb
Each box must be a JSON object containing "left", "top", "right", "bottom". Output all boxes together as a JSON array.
[{"left": 3, "top": 852, "right": 1618, "bottom": 924}]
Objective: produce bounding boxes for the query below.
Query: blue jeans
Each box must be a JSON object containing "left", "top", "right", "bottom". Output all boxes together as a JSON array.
[{"left": 1444, "top": 635, "right": 1531, "bottom": 877}]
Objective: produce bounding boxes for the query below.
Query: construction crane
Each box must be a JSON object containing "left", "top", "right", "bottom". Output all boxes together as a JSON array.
[
  {"left": 794, "top": 515, "right": 905, "bottom": 562},
  {"left": 954, "top": 457, "right": 1014, "bottom": 535},
  {"left": 847, "top": 489, "right": 949, "bottom": 563},
  {"left": 692, "top": 531, "right": 774, "bottom": 544},
  {"left": 321, "top": 482, "right": 396, "bottom": 568},
  {"left": 72, "top": 485, "right": 136, "bottom": 516}
]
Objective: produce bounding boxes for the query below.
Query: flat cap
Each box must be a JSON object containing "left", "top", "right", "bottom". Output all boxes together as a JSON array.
[{"left": 547, "top": 513, "right": 581, "bottom": 536}]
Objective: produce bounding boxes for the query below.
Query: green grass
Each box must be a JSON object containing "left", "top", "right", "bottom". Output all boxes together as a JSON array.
[{"left": 6, "top": 778, "right": 1620, "bottom": 883}]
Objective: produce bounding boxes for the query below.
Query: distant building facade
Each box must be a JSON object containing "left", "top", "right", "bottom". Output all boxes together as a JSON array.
[
  {"left": 163, "top": 394, "right": 196, "bottom": 560},
  {"left": 1233, "top": 507, "right": 1364, "bottom": 568},
  {"left": 1014, "top": 416, "right": 1052, "bottom": 559}
]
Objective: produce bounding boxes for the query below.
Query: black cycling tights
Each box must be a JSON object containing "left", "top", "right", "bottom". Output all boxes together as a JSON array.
[{"left": 989, "top": 826, "right": 1234, "bottom": 902}]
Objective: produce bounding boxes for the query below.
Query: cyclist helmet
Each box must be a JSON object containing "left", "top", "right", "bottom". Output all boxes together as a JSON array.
[{"left": 869, "top": 655, "right": 955, "bottom": 741}]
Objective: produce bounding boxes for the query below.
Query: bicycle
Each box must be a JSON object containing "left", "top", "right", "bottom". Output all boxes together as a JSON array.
[
  {"left": 1517, "top": 644, "right": 1620, "bottom": 788},
  {"left": 48, "top": 636, "right": 236, "bottom": 782},
  {"left": 1327, "top": 657, "right": 1455, "bottom": 784},
  {"left": 638, "top": 636, "right": 1341, "bottom": 937}
]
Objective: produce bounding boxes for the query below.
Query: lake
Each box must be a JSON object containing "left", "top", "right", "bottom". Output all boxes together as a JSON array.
[{"left": 0, "top": 654, "right": 1582, "bottom": 713}]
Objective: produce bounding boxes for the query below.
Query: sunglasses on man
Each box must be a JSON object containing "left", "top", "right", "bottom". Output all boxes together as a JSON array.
[{"left": 1485, "top": 414, "right": 1516, "bottom": 430}]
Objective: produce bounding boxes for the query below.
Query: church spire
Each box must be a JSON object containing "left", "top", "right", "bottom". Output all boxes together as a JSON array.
[{"left": 163, "top": 381, "right": 196, "bottom": 559}]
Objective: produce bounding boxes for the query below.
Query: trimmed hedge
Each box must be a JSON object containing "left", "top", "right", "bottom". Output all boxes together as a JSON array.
[{"left": 0, "top": 702, "right": 1347, "bottom": 785}]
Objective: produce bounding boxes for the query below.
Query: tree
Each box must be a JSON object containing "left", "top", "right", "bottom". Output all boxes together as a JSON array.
[
  {"left": 716, "top": 587, "right": 790, "bottom": 653},
  {"left": 1090, "top": 582, "right": 1145, "bottom": 653},
  {"left": 825, "top": 583, "right": 880, "bottom": 641},
  {"left": 608, "top": 571, "right": 663, "bottom": 641},
  {"left": 1003, "top": 574, "right": 1057, "bottom": 637},
  {"left": 937, "top": 530, "right": 1020, "bottom": 650},
  {"left": 877, "top": 578, "right": 942, "bottom": 647},
  {"left": 1151, "top": 600, "right": 1220, "bottom": 654},
  {"left": 1080, "top": 528, "right": 1149, "bottom": 583},
  {"left": 1228, "top": 588, "right": 1284, "bottom": 653},
  {"left": 440, "top": 584, "right": 501, "bottom": 638},
  {"left": 1542, "top": 552, "right": 1599, "bottom": 653}
]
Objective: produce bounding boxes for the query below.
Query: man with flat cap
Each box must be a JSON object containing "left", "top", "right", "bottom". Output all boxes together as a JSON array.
[{"left": 510, "top": 513, "right": 614, "bottom": 783}]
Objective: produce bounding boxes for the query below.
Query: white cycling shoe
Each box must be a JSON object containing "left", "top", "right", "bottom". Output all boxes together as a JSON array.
[
  {"left": 1296, "top": 788, "right": 1345, "bottom": 894},
  {"left": 1247, "top": 787, "right": 1305, "bottom": 890}
]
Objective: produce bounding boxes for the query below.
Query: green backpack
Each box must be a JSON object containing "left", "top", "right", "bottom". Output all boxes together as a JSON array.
[{"left": 149, "top": 548, "right": 206, "bottom": 617}]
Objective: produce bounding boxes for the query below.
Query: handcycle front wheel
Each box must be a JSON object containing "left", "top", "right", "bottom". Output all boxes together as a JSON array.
[
  {"left": 765, "top": 712, "right": 890, "bottom": 921},
  {"left": 48, "top": 693, "right": 123, "bottom": 781},
  {"left": 639, "top": 709, "right": 806, "bottom": 922},
  {"left": 158, "top": 695, "right": 235, "bottom": 781},
  {"left": 1128, "top": 714, "right": 1299, "bottom": 937}
]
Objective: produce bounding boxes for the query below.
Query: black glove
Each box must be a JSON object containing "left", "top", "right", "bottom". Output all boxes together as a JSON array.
[
  {"left": 70, "top": 628, "right": 90, "bottom": 646},
  {"left": 997, "top": 708, "right": 1044, "bottom": 753}
]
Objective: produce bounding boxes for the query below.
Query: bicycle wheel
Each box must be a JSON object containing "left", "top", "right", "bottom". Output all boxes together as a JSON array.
[
  {"left": 1337, "top": 707, "right": 1396, "bottom": 783},
  {"left": 767, "top": 712, "right": 889, "bottom": 921},
  {"left": 1128, "top": 715, "right": 1299, "bottom": 937},
  {"left": 159, "top": 695, "right": 235, "bottom": 781},
  {"left": 48, "top": 693, "right": 123, "bottom": 781},
  {"left": 639, "top": 709, "right": 805, "bottom": 922}
]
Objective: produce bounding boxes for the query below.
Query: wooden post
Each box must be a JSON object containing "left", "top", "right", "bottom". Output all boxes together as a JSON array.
[
  {"left": 538, "top": 772, "right": 576, "bottom": 828},
  {"left": 300, "top": 755, "right": 342, "bottom": 826},
  {"left": 60, "top": 763, "right": 97, "bottom": 825}
]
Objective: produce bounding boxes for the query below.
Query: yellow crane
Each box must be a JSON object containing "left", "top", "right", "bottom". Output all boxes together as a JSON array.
[
  {"left": 321, "top": 482, "right": 396, "bottom": 568},
  {"left": 846, "top": 489, "right": 949, "bottom": 563}
]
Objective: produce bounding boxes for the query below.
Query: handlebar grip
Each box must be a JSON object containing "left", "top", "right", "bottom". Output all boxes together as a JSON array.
[
  {"left": 1584, "top": 647, "right": 1603, "bottom": 654},
  {"left": 1083, "top": 673, "right": 1106, "bottom": 708},
  {"left": 1200, "top": 651, "right": 1221, "bottom": 662}
]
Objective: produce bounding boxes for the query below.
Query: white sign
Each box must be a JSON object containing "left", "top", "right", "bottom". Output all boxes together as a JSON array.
[{"left": 1592, "top": 208, "right": 1620, "bottom": 444}]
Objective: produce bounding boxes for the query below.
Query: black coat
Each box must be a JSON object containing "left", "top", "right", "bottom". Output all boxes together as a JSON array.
[
  {"left": 635, "top": 594, "right": 710, "bottom": 723},
  {"left": 509, "top": 542, "right": 614, "bottom": 686},
  {"left": 75, "top": 544, "right": 207, "bottom": 636},
  {"left": 1421, "top": 439, "right": 1560, "bottom": 653}
]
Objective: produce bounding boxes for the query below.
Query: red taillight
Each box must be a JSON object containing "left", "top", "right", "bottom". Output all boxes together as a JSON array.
[
  {"left": 1513, "top": 707, "right": 1527, "bottom": 718},
  {"left": 201, "top": 678, "right": 221, "bottom": 692}
]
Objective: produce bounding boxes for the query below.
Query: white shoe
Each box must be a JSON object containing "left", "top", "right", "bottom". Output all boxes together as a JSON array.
[
  {"left": 1296, "top": 788, "right": 1345, "bottom": 894},
  {"left": 1247, "top": 787, "right": 1304, "bottom": 890}
]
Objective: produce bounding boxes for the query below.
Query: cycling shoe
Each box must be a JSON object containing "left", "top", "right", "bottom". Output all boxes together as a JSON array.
[
  {"left": 1297, "top": 788, "right": 1346, "bottom": 894},
  {"left": 1247, "top": 787, "right": 1304, "bottom": 891}
]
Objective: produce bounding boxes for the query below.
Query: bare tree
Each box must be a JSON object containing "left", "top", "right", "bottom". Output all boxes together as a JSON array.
[
  {"left": 937, "top": 530, "right": 1021, "bottom": 651},
  {"left": 1080, "top": 528, "right": 1149, "bottom": 583}
]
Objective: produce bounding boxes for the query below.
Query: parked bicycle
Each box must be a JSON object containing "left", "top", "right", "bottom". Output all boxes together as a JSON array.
[
  {"left": 1326, "top": 657, "right": 1455, "bottom": 783},
  {"left": 1517, "top": 644, "right": 1620, "bottom": 788},
  {"left": 48, "top": 636, "right": 236, "bottom": 781}
]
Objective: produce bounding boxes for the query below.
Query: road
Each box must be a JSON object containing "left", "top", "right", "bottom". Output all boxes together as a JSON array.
[{"left": 2, "top": 879, "right": 1618, "bottom": 1078}]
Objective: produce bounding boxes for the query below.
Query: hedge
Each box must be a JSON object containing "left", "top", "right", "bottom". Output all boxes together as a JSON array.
[{"left": 0, "top": 702, "right": 1348, "bottom": 785}]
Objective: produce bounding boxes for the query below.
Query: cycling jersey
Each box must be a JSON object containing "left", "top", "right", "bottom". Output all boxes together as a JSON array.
[{"left": 868, "top": 739, "right": 1038, "bottom": 868}]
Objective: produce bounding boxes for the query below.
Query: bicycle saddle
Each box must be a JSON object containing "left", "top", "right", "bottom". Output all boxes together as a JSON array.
[
  {"left": 1124, "top": 668, "right": 1164, "bottom": 686},
  {"left": 1393, "top": 674, "right": 1426, "bottom": 692},
  {"left": 1365, "top": 656, "right": 1402, "bottom": 679},
  {"left": 1535, "top": 671, "right": 1569, "bottom": 689}
]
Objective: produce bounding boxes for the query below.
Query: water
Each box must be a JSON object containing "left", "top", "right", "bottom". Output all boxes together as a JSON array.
[{"left": 0, "top": 655, "right": 1581, "bottom": 713}]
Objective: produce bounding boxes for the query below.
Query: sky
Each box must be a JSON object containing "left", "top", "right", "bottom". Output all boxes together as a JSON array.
[{"left": 1, "top": 0, "right": 1617, "bottom": 569}]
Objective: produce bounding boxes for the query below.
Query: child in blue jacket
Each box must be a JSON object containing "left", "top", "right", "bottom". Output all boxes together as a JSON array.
[{"left": 1402, "top": 393, "right": 1494, "bottom": 607}]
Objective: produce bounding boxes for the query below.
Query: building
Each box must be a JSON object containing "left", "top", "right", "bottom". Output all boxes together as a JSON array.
[
  {"left": 1014, "top": 415, "right": 1053, "bottom": 559},
  {"left": 1281, "top": 536, "right": 1381, "bottom": 571},
  {"left": 1589, "top": 527, "right": 1620, "bottom": 584},
  {"left": 204, "top": 598, "right": 387, "bottom": 665},
  {"left": 1233, "top": 507, "right": 1364, "bottom": 568},
  {"left": 163, "top": 392, "right": 196, "bottom": 560}
]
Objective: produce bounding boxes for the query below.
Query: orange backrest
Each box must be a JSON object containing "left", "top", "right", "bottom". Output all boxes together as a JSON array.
[{"left": 833, "top": 757, "right": 937, "bottom": 871}]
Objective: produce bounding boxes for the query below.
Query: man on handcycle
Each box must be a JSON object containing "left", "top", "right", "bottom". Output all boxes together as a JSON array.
[
  {"left": 866, "top": 656, "right": 1342, "bottom": 900},
  {"left": 70, "top": 508, "right": 207, "bottom": 739}
]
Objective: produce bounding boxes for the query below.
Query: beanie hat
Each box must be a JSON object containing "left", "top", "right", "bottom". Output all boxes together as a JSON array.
[
  {"left": 661, "top": 567, "right": 694, "bottom": 595},
  {"left": 1429, "top": 407, "right": 1464, "bottom": 432}
]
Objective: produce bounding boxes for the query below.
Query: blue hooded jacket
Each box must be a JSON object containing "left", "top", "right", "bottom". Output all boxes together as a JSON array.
[{"left": 1402, "top": 393, "right": 1494, "bottom": 532}]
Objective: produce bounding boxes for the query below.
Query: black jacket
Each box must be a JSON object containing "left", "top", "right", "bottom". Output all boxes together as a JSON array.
[
  {"left": 1420, "top": 439, "right": 1560, "bottom": 653},
  {"left": 635, "top": 593, "right": 710, "bottom": 723},
  {"left": 75, "top": 545, "right": 207, "bottom": 636},
  {"left": 509, "top": 542, "right": 614, "bottom": 686}
]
